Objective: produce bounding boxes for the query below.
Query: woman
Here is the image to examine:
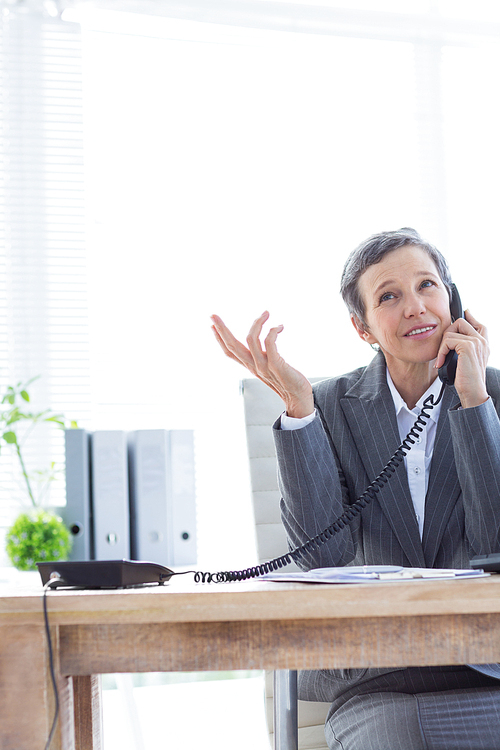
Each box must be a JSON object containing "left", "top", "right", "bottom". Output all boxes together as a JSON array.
[{"left": 211, "top": 228, "right": 500, "bottom": 750}]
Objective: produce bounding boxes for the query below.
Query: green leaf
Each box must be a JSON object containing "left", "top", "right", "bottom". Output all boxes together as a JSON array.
[
  {"left": 24, "top": 375, "right": 40, "bottom": 387},
  {"left": 69, "top": 420, "right": 79, "bottom": 429},
  {"left": 20, "top": 390, "right": 30, "bottom": 402},
  {"left": 44, "top": 416, "right": 65, "bottom": 426},
  {"left": 5, "top": 411, "right": 23, "bottom": 425},
  {"left": 3, "top": 431, "right": 17, "bottom": 444}
]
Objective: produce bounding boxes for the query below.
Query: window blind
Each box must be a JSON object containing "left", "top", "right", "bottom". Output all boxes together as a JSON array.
[{"left": 0, "top": 5, "right": 90, "bottom": 553}]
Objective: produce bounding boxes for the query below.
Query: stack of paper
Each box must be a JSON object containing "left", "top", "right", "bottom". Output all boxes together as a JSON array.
[{"left": 260, "top": 565, "right": 488, "bottom": 584}]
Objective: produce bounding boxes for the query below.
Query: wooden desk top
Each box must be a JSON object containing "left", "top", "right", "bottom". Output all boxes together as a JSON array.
[
  {"left": 3, "top": 573, "right": 500, "bottom": 750},
  {"left": 2, "top": 572, "right": 500, "bottom": 627}
]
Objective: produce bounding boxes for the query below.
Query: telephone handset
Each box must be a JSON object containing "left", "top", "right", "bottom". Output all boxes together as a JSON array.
[
  {"left": 198, "top": 286, "right": 462, "bottom": 582},
  {"left": 437, "top": 283, "right": 463, "bottom": 387}
]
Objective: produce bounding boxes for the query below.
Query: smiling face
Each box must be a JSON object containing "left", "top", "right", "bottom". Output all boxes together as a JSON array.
[{"left": 353, "top": 245, "right": 452, "bottom": 378}]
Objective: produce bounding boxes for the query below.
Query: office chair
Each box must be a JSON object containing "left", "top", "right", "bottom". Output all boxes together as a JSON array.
[{"left": 241, "top": 377, "right": 330, "bottom": 750}]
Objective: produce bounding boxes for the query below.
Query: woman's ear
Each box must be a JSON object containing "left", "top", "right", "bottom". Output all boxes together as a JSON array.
[{"left": 351, "top": 315, "right": 377, "bottom": 345}]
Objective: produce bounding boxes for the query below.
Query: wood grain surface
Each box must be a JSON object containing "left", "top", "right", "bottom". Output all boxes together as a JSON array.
[{"left": 2, "top": 575, "right": 500, "bottom": 749}]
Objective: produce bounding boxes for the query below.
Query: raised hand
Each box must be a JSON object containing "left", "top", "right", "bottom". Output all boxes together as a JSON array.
[
  {"left": 435, "top": 309, "right": 489, "bottom": 408},
  {"left": 211, "top": 311, "right": 314, "bottom": 418}
]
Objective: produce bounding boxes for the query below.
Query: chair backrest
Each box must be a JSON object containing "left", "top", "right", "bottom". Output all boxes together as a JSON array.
[
  {"left": 241, "top": 377, "right": 330, "bottom": 750},
  {"left": 241, "top": 377, "right": 326, "bottom": 566},
  {"left": 241, "top": 377, "right": 297, "bottom": 566}
]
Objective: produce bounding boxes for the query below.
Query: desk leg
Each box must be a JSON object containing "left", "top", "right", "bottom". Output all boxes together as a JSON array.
[
  {"left": 72, "top": 675, "right": 102, "bottom": 750},
  {"left": 0, "top": 622, "right": 101, "bottom": 750},
  {"left": 0, "top": 623, "right": 61, "bottom": 749},
  {"left": 273, "top": 670, "right": 298, "bottom": 750}
]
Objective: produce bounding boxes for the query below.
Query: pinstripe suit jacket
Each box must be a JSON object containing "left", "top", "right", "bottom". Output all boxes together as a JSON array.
[{"left": 273, "top": 351, "right": 500, "bottom": 691}]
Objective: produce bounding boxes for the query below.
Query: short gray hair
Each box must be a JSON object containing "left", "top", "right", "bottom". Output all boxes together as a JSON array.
[{"left": 340, "top": 228, "right": 452, "bottom": 328}]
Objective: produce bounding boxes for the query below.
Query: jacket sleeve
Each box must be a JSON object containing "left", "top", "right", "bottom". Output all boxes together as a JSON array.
[
  {"left": 273, "top": 414, "right": 357, "bottom": 570},
  {"left": 449, "top": 389, "right": 500, "bottom": 555}
]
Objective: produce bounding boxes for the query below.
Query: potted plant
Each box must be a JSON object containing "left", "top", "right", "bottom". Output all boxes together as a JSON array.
[{"left": 1, "top": 378, "right": 77, "bottom": 571}]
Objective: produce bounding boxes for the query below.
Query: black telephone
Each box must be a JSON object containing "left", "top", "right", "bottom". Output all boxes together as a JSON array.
[
  {"left": 198, "top": 284, "right": 464, "bottom": 582},
  {"left": 437, "top": 283, "right": 464, "bottom": 386}
]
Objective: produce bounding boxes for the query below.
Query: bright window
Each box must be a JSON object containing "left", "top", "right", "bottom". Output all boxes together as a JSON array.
[{"left": 1, "top": 2, "right": 500, "bottom": 572}]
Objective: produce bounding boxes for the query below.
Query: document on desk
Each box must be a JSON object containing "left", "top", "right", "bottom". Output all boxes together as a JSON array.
[{"left": 260, "top": 565, "right": 489, "bottom": 583}]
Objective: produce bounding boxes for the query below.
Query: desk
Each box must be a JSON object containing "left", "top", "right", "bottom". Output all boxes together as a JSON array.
[{"left": 2, "top": 573, "right": 500, "bottom": 750}]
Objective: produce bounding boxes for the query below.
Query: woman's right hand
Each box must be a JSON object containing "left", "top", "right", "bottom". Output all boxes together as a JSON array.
[{"left": 211, "top": 311, "right": 314, "bottom": 418}]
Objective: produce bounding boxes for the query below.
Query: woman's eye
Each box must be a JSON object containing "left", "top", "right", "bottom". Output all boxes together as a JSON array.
[
  {"left": 380, "top": 292, "right": 395, "bottom": 303},
  {"left": 420, "top": 280, "right": 434, "bottom": 289}
]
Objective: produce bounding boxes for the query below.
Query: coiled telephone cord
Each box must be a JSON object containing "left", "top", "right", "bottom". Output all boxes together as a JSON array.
[{"left": 195, "top": 383, "right": 446, "bottom": 583}]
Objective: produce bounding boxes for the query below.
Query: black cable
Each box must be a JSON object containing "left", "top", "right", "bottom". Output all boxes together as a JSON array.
[
  {"left": 195, "top": 382, "right": 446, "bottom": 583},
  {"left": 42, "top": 574, "right": 63, "bottom": 750}
]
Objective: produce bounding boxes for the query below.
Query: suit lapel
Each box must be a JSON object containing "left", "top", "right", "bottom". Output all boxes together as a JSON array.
[
  {"left": 340, "top": 353, "right": 426, "bottom": 568},
  {"left": 422, "top": 385, "right": 461, "bottom": 566}
]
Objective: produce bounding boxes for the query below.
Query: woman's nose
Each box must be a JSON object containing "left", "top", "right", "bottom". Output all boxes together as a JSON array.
[{"left": 404, "top": 293, "right": 426, "bottom": 317}]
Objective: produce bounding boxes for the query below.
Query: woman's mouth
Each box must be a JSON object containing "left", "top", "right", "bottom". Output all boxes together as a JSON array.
[{"left": 404, "top": 325, "right": 437, "bottom": 338}]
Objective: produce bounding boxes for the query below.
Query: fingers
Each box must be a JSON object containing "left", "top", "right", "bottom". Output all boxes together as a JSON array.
[
  {"left": 435, "top": 309, "right": 490, "bottom": 406},
  {"left": 210, "top": 314, "right": 258, "bottom": 373},
  {"left": 464, "top": 309, "right": 488, "bottom": 339},
  {"left": 211, "top": 311, "right": 285, "bottom": 385},
  {"left": 245, "top": 311, "right": 272, "bottom": 371},
  {"left": 435, "top": 311, "right": 488, "bottom": 369},
  {"left": 211, "top": 324, "right": 241, "bottom": 364},
  {"left": 264, "top": 324, "right": 285, "bottom": 371},
  {"left": 211, "top": 312, "right": 314, "bottom": 413}
]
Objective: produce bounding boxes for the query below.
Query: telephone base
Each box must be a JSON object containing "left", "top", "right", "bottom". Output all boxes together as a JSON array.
[
  {"left": 37, "top": 559, "right": 174, "bottom": 588},
  {"left": 470, "top": 553, "right": 500, "bottom": 573}
]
